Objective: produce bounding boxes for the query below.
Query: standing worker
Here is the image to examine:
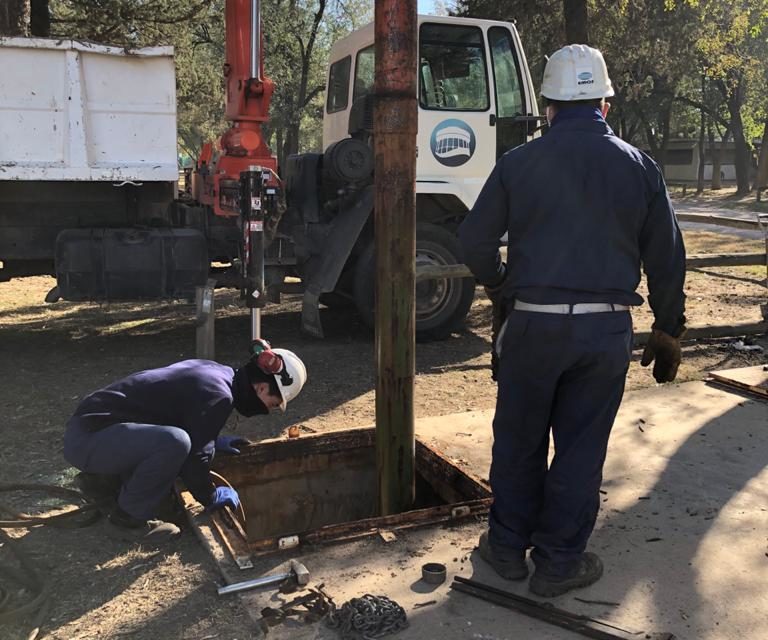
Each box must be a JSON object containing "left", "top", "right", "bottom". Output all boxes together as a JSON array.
[
  {"left": 63, "top": 341, "right": 307, "bottom": 543},
  {"left": 459, "top": 45, "right": 686, "bottom": 597}
]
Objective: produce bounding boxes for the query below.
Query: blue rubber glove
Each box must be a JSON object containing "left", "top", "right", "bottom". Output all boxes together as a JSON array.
[
  {"left": 215, "top": 435, "right": 249, "bottom": 454},
  {"left": 208, "top": 486, "right": 240, "bottom": 512}
]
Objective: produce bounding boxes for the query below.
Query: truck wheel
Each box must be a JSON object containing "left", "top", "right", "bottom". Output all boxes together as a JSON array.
[{"left": 353, "top": 223, "right": 475, "bottom": 341}]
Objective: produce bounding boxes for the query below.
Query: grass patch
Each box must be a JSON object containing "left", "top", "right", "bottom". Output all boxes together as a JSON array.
[{"left": 669, "top": 185, "right": 768, "bottom": 213}]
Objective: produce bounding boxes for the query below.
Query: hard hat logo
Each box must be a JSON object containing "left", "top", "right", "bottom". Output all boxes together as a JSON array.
[
  {"left": 540, "top": 45, "right": 614, "bottom": 101},
  {"left": 270, "top": 348, "right": 307, "bottom": 412},
  {"left": 278, "top": 365, "right": 294, "bottom": 387}
]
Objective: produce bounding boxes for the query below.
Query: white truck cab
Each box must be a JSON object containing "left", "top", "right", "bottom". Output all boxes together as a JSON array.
[
  {"left": 323, "top": 15, "right": 540, "bottom": 210},
  {"left": 284, "top": 15, "right": 541, "bottom": 340}
]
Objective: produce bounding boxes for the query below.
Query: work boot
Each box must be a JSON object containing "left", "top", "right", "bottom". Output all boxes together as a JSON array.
[
  {"left": 529, "top": 552, "right": 603, "bottom": 598},
  {"left": 477, "top": 531, "right": 529, "bottom": 580},
  {"left": 107, "top": 506, "right": 181, "bottom": 545},
  {"left": 74, "top": 471, "right": 121, "bottom": 502}
]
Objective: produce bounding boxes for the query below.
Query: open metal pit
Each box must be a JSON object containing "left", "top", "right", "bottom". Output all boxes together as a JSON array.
[{"left": 179, "top": 428, "right": 491, "bottom": 566}]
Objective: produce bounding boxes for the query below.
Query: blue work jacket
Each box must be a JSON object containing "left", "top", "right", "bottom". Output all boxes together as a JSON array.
[
  {"left": 71, "top": 359, "right": 236, "bottom": 503},
  {"left": 458, "top": 113, "right": 686, "bottom": 335}
]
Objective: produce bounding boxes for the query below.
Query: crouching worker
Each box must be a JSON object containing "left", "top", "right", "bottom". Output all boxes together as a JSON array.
[{"left": 63, "top": 342, "right": 307, "bottom": 543}]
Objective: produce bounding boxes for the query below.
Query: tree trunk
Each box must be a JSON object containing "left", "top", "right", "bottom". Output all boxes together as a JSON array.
[
  {"left": 30, "top": 0, "right": 49, "bottom": 37},
  {"left": 657, "top": 102, "right": 671, "bottom": 176},
  {"left": 644, "top": 124, "right": 660, "bottom": 164},
  {"left": 756, "top": 120, "right": 768, "bottom": 201},
  {"left": 709, "top": 125, "right": 730, "bottom": 191},
  {"left": 281, "top": 125, "right": 299, "bottom": 173},
  {"left": 0, "top": 0, "right": 29, "bottom": 35},
  {"left": 275, "top": 128, "right": 284, "bottom": 171},
  {"left": 563, "top": 0, "right": 589, "bottom": 44},
  {"left": 724, "top": 79, "right": 751, "bottom": 195},
  {"left": 696, "top": 76, "right": 706, "bottom": 195}
]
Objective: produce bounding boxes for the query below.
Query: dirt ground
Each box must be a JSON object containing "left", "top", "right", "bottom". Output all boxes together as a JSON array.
[{"left": 0, "top": 213, "right": 766, "bottom": 639}]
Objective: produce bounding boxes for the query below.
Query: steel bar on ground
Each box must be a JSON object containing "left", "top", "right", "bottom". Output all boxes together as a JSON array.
[
  {"left": 634, "top": 321, "right": 766, "bottom": 346},
  {"left": 451, "top": 577, "right": 675, "bottom": 640},
  {"left": 675, "top": 212, "right": 761, "bottom": 230},
  {"left": 374, "top": 0, "right": 418, "bottom": 516},
  {"left": 686, "top": 252, "right": 766, "bottom": 267},
  {"left": 414, "top": 253, "right": 767, "bottom": 283}
]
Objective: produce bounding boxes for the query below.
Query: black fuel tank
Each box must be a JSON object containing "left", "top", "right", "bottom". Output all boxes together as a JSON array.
[{"left": 55, "top": 228, "right": 208, "bottom": 301}]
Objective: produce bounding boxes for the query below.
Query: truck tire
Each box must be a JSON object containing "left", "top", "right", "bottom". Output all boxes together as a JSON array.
[{"left": 353, "top": 223, "right": 475, "bottom": 341}]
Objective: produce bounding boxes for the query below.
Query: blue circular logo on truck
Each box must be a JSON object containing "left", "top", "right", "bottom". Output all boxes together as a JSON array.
[{"left": 430, "top": 119, "right": 476, "bottom": 167}]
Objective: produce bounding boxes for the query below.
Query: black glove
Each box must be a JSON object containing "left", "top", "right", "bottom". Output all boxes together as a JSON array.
[
  {"left": 640, "top": 329, "right": 682, "bottom": 383},
  {"left": 484, "top": 271, "right": 506, "bottom": 382}
]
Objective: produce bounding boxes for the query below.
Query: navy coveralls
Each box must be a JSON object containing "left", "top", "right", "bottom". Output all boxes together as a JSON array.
[
  {"left": 63, "top": 360, "right": 236, "bottom": 520},
  {"left": 458, "top": 108, "right": 686, "bottom": 576}
]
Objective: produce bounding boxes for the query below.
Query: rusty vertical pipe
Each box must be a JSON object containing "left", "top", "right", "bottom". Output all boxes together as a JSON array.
[{"left": 374, "top": 0, "right": 418, "bottom": 515}]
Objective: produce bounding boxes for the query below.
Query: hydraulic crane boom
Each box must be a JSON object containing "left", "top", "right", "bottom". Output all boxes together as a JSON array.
[
  {"left": 194, "top": 0, "right": 279, "bottom": 218},
  {"left": 193, "top": 0, "right": 281, "bottom": 342}
]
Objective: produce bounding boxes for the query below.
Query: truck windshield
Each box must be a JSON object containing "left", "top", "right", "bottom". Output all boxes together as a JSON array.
[
  {"left": 419, "top": 23, "right": 489, "bottom": 111},
  {"left": 353, "top": 45, "right": 375, "bottom": 102}
]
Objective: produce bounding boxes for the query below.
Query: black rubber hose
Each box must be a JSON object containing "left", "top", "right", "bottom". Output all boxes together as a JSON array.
[{"left": 0, "top": 483, "right": 105, "bottom": 636}]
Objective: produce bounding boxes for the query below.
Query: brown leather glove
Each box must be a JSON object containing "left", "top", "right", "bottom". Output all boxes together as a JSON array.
[{"left": 640, "top": 329, "right": 682, "bottom": 383}]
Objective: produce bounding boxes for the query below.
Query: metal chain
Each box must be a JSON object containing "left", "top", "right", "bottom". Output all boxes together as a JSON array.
[{"left": 325, "top": 593, "right": 409, "bottom": 640}]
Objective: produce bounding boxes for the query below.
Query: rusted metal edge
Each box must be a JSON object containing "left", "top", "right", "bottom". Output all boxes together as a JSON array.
[
  {"left": 708, "top": 371, "right": 768, "bottom": 400},
  {"left": 246, "top": 497, "right": 493, "bottom": 556},
  {"left": 176, "top": 485, "right": 253, "bottom": 570},
  {"left": 202, "top": 428, "right": 492, "bottom": 560},
  {"left": 416, "top": 440, "right": 491, "bottom": 500},
  {"left": 211, "top": 428, "right": 375, "bottom": 474}
]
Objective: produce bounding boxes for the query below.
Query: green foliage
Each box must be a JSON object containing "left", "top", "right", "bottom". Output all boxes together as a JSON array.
[
  {"left": 459, "top": 0, "right": 767, "bottom": 187},
  {"left": 47, "top": 0, "right": 371, "bottom": 163},
  {"left": 262, "top": 0, "right": 372, "bottom": 164}
]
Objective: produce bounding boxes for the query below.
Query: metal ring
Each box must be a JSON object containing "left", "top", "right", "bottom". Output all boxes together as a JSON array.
[{"left": 421, "top": 562, "right": 447, "bottom": 584}]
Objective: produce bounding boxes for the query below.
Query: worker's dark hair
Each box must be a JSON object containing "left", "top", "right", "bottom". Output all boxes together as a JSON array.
[
  {"left": 244, "top": 359, "right": 281, "bottom": 397},
  {"left": 545, "top": 97, "right": 605, "bottom": 109}
]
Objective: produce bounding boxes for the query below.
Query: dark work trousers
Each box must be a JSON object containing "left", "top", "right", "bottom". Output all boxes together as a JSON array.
[
  {"left": 63, "top": 418, "right": 192, "bottom": 520},
  {"left": 488, "top": 308, "right": 633, "bottom": 577}
]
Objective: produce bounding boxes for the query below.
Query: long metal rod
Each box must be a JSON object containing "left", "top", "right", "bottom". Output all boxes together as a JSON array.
[
  {"left": 374, "top": 0, "right": 418, "bottom": 516},
  {"left": 250, "top": 309, "right": 261, "bottom": 341},
  {"left": 250, "top": 0, "right": 260, "bottom": 80},
  {"left": 676, "top": 212, "right": 761, "bottom": 230},
  {"left": 241, "top": 166, "right": 266, "bottom": 343},
  {"left": 451, "top": 577, "right": 675, "bottom": 640},
  {"left": 413, "top": 251, "right": 767, "bottom": 283},
  {"left": 218, "top": 571, "right": 289, "bottom": 596}
]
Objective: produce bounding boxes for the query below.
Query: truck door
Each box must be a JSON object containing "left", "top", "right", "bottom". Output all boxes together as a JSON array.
[
  {"left": 488, "top": 25, "right": 538, "bottom": 158},
  {"left": 417, "top": 22, "right": 496, "bottom": 189}
]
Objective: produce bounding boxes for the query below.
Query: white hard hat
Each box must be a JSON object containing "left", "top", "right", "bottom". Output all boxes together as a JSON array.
[
  {"left": 540, "top": 44, "right": 614, "bottom": 101},
  {"left": 272, "top": 348, "right": 307, "bottom": 412}
]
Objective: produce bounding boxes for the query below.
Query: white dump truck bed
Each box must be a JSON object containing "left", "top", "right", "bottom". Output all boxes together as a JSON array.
[{"left": 0, "top": 37, "right": 177, "bottom": 182}]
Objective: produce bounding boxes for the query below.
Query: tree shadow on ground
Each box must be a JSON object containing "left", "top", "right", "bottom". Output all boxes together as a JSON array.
[
  {"left": 448, "top": 387, "right": 768, "bottom": 639},
  {"left": 0, "top": 518, "right": 253, "bottom": 640}
]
